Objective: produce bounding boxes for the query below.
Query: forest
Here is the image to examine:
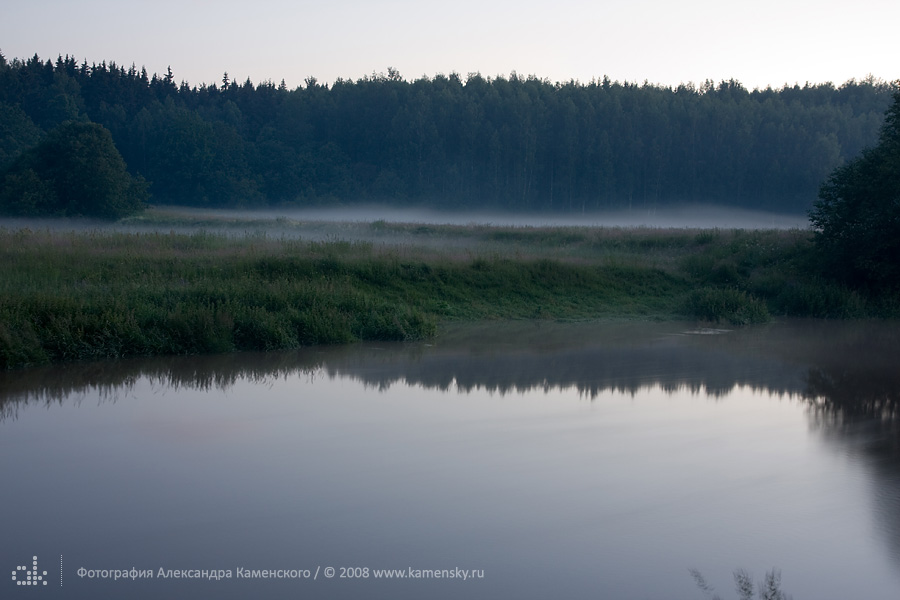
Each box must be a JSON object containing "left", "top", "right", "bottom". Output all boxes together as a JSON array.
[{"left": 0, "top": 52, "right": 897, "bottom": 214}]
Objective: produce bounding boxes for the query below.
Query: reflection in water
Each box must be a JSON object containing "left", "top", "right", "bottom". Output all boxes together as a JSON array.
[
  {"left": 3, "top": 319, "right": 896, "bottom": 404},
  {"left": 801, "top": 325, "right": 900, "bottom": 566},
  {"left": 0, "top": 321, "right": 798, "bottom": 408},
  {"left": 2, "top": 319, "right": 899, "bottom": 591}
]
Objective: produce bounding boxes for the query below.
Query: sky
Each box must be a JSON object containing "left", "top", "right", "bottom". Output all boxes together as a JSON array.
[{"left": 2, "top": 0, "right": 898, "bottom": 90}]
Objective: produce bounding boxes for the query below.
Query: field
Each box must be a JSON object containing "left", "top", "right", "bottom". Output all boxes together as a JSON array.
[{"left": 0, "top": 209, "right": 880, "bottom": 369}]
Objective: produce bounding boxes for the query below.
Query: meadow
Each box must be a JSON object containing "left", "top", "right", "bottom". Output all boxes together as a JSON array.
[{"left": 0, "top": 211, "right": 883, "bottom": 369}]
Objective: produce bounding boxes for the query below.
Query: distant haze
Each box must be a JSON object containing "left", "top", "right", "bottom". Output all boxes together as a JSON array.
[
  {"left": 0, "top": 205, "right": 810, "bottom": 234},
  {"left": 158, "top": 205, "right": 811, "bottom": 229}
]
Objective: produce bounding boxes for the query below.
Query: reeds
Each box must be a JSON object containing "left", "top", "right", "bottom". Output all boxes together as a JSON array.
[{"left": 0, "top": 223, "right": 889, "bottom": 369}]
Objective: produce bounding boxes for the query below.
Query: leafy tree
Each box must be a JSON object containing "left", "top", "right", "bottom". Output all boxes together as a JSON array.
[
  {"left": 809, "top": 89, "right": 900, "bottom": 290},
  {"left": 0, "top": 101, "right": 42, "bottom": 169},
  {"left": 0, "top": 120, "right": 148, "bottom": 218}
]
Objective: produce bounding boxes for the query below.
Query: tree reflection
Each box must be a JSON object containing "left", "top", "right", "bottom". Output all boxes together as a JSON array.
[
  {"left": 2, "top": 319, "right": 899, "bottom": 567},
  {"left": 803, "top": 333, "right": 900, "bottom": 566}
]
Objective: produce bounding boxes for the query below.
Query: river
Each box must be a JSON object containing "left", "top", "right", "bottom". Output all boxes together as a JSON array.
[{"left": 1, "top": 319, "right": 898, "bottom": 599}]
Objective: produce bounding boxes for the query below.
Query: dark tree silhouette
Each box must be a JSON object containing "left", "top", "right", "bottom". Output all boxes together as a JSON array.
[
  {"left": 809, "top": 88, "right": 900, "bottom": 290},
  {"left": 0, "top": 121, "right": 148, "bottom": 218}
]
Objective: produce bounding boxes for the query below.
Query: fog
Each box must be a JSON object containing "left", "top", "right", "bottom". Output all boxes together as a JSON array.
[
  {"left": 157, "top": 204, "right": 810, "bottom": 229},
  {"left": 0, "top": 204, "right": 810, "bottom": 240}
]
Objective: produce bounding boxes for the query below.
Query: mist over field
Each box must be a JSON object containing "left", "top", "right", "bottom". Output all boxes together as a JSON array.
[
  {"left": 162, "top": 204, "right": 810, "bottom": 229},
  {"left": 0, "top": 205, "right": 810, "bottom": 239}
]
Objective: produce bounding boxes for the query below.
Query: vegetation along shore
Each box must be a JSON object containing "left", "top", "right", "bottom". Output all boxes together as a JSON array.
[{"left": 1, "top": 214, "right": 895, "bottom": 370}]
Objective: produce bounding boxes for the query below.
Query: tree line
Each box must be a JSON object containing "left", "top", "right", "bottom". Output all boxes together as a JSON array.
[{"left": 1, "top": 52, "right": 896, "bottom": 214}]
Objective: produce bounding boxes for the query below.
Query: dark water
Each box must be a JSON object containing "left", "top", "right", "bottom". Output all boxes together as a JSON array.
[{"left": 1, "top": 320, "right": 898, "bottom": 599}]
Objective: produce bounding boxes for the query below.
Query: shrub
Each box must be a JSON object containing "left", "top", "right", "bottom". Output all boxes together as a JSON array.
[
  {"left": 0, "top": 121, "right": 148, "bottom": 219},
  {"left": 686, "top": 287, "right": 771, "bottom": 325}
]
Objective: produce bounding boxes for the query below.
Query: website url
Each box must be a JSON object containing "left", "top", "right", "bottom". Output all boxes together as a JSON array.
[{"left": 372, "top": 567, "right": 484, "bottom": 581}]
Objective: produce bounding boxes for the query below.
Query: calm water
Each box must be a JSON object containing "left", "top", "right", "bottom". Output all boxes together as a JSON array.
[{"left": 1, "top": 320, "right": 898, "bottom": 599}]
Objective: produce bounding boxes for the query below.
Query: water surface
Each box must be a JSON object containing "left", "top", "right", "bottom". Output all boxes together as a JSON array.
[{"left": 1, "top": 320, "right": 898, "bottom": 599}]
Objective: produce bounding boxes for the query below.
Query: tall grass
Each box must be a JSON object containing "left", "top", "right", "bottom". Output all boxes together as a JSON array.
[
  {"left": 0, "top": 230, "right": 434, "bottom": 368},
  {"left": 1, "top": 223, "right": 892, "bottom": 368},
  {"left": 690, "top": 568, "right": 792, "bottom": 600},
  {"left": 0, "top": 228, "right": 684, "bottom": 368}
]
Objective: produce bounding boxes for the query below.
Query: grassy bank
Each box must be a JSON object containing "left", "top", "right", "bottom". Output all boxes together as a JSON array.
[{"left": 0, "top": 217, "right": 889, "bottom": 369}]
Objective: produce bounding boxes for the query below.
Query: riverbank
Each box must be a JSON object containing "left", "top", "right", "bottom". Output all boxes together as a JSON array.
[{"left": 0, "top": 215, "right": 885, "bottom": 369}]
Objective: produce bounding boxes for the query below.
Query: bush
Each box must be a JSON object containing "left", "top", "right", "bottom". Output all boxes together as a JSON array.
[
  {"left": 686, "top": 287, "right": 771, "bottom": 325},
  {"left": 0, "top": 121, "right": 148, "bottom": 219}
]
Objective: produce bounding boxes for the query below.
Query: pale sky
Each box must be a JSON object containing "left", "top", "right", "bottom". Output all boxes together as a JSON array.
[{"left": 3, "top": 0, "right": 898, "bottom": 90}]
